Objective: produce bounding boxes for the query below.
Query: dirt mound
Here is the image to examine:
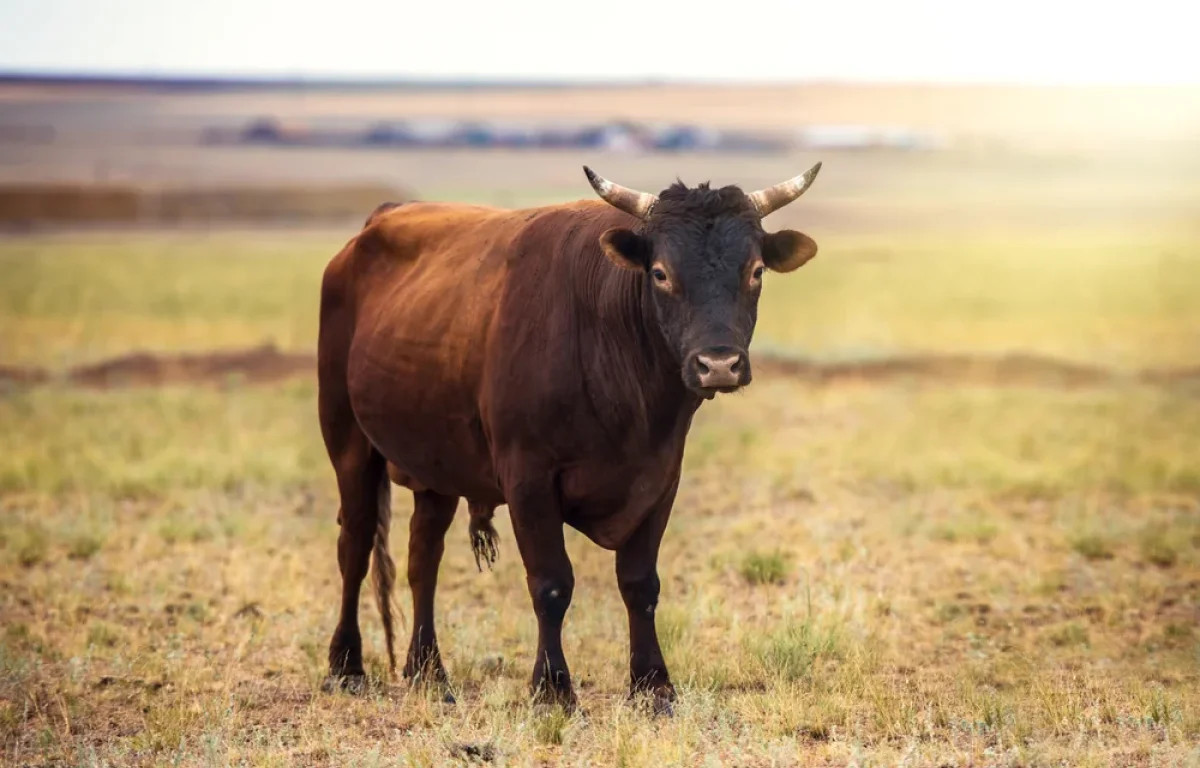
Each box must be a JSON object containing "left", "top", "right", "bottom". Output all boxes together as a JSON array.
[
  {"left": 1, "top": 345, "right": 313, "bottom": 389},
  {"left": 2, "top": 346, "right": 1199, "bottom": 392},
  {"left": 0, "top": 183, "right": 413, "bottom": 227},
  {"left": 755, "top": 352, "right": 1125, "bottom": 388},
  {"left": 0, "top": 364, "right": 49, "bottom": 386}
]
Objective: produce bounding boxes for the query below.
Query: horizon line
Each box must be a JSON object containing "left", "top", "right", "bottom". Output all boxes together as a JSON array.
[{"left": 2, "top": 70, "right": 1195, "bottom": 91}]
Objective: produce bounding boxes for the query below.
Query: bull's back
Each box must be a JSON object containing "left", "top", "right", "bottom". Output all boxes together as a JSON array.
[{"left": 332, "top": 202, "right": 524, "bottom": 501}]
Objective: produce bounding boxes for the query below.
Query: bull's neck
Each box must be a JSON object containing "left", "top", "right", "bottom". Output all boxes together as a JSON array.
[{"left": 571, "top": 244, "right": 700, "bottom": 443}]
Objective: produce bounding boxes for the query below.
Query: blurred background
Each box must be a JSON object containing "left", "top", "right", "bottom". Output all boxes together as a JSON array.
[{"left": 2, "top": 2, "right": 1200, "bottom": 764}]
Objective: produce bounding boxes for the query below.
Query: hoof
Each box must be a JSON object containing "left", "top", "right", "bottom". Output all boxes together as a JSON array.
[
  {"left": 321, "top": 674, "right": 367, "bottom": 696},
  {"left": 630, "top": 684, "right": 676, "bottom": 717},
  {"left": 405, "top": 663, "right": 455, "bottom": 704},
  {"left": 404, "top": 665, "right": 450, "bottom": 688},
  {"left": 652, "top": 692, "right": 675, "bottom": 717},
  {"left": 532, "top": 687, "right": 578, "bottom": 714}
]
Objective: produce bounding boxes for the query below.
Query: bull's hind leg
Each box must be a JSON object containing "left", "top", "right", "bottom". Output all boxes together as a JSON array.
[
  {"left": 321, "top": 422, "right": 391, "bottom": 694},
  {"left": 318, "top": 302, "right": 398, "bottom": 694},
  {"left": 404, "top": 490, "right": 458, "bottom": 696}
]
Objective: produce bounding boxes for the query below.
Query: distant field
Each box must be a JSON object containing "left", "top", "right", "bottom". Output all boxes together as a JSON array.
[
  {"left": 3, "top": 145, "right": 1199, "bottom": 238},
  {"left": 3, "top": 225, "right": 1198, "bottom": 370},
  {"left": 2, "top": 80, "right": 1199, "bottom": 229},
  {"left": 5, "top": 81, "right": 1200, "bottom": 148}
]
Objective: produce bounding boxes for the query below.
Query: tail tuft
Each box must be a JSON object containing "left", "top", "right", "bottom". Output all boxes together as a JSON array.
[{"left": 468, "top": 502, "right": 500, "bottom": 572}]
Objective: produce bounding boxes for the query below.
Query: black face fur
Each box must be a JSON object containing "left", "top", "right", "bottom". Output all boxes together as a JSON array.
[{"left": 599, "top": 181, "right": 819, "bottom": 397}]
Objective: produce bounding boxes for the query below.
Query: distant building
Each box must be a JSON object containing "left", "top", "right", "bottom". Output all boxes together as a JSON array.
[
  {"left": 794, "top": 124, "right": 945, "bottom": 151},
  {"left": 205, "top": 115, "right": 943, "bottom": 155}
]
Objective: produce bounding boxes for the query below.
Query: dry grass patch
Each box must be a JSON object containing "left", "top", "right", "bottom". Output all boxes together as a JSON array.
[{"left": 2, "top": 378, "right": 1198, "bottom": 765}]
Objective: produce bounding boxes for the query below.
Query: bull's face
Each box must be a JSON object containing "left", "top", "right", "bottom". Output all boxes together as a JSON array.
[{"left": 585, "top": 165, "right": 822, "bottom": 399}]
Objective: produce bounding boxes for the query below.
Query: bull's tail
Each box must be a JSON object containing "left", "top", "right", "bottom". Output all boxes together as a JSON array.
[
  {"left": 370, "top": 471, "right": 401, "bottom": 675},
  {"left": 468, "top": 502, "right": 500, "bottom": 573}
]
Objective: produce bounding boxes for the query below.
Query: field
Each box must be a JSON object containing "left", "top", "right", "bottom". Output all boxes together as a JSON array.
[{"left": 2, "top": 82, "right": 1200, "bottom": 766}]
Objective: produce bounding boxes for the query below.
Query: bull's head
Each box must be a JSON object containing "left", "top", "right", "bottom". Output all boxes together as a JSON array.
[{"left": 584, "top": 164, "right": 822, "bottom": 399}]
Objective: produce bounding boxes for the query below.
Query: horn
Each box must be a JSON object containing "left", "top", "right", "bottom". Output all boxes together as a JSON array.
[
  {"left": 583, "top": 166, "right": 658, "bottom": 220},
  {"left": 746, "top": 162, "right": 822, "bottom": 217}
]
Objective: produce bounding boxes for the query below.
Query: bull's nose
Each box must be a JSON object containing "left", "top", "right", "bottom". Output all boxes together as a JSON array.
[{"left": 694, "top": 349, "right": 745, "bottom": 389}]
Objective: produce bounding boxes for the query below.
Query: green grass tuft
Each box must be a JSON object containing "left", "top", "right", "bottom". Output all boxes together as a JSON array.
[
  {"left": 739, "top": 549, "right": 791, "bottom": 586},
  {"left": 747, "top": 614, "right": 843, "bottom": 682}
]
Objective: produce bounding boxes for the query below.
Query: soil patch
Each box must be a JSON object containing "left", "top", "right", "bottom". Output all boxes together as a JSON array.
[
  {"left": 0, "top": 183, "right": 413, "bottom": 228},
  {"left": 4, "top": 345, "right": 1200, "bottom": 391}
]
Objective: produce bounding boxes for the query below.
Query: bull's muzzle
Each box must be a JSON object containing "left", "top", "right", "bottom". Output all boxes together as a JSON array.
[{"left": 686, "top": 345, "right": 751, "bottom": 396}]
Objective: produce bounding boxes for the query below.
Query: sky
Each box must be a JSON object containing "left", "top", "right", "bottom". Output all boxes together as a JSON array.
[{"left": 1, "top": 0, "right": 1198, "bottom": 85}]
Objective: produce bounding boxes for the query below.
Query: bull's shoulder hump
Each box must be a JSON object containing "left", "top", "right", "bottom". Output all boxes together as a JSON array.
[
  {"left": 353, "top": 204, "right": 500, "bottom": 262},
  {"left": 370, "top": 202, "right": 504, "bottom": 234},
  {"left": 371, "top": 199, "right": 607, "bottom": 230},
  {"left": 356, "top": 199, "right": 616, "bottom": 268}
]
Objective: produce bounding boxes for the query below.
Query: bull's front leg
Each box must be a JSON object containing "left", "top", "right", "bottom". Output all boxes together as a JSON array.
[
  {"left": 616, "top": 490, "right": 677, "bottom": 715},
  {"left": 506, "top": 478, "right": 578, "bottom": 710}
]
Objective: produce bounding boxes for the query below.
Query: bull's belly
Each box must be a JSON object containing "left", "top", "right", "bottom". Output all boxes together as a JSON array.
[
  {"left": 377, "top": 431, "right": 500, "bottom": 502},
  {"left": 360, "top": 408, "right": 501, "bottom": 502},
  {"left": 347, "top": 362, "right": 501, "bottom": 504}
]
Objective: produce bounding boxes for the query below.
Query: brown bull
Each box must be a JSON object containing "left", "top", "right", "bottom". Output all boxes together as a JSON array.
[{"left": 317, "top": 163, "right": 823, "bottom": 712}]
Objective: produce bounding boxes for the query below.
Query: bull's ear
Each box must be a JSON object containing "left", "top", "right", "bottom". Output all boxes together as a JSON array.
[
  {"left": 762, "top": 230, "right": 818, "bottom": 273},
  {"left": 599, "top": 228, "right": 651, "bottom": 271}
]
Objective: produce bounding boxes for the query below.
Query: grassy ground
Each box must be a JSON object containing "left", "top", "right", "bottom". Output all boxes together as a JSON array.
[
  {"left": 4, "top": 226, "right": 1199, "bottom": 371},
  {"left": 2, "top": 184, "right": 1200, "bottom": 765},
  {"left": 3, "top": 378, "right": 1198, "bottom": 766}
]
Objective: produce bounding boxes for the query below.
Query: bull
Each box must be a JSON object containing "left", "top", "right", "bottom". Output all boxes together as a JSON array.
[{"left": 317, "top": 162, "right": 823, "bottom": 713}]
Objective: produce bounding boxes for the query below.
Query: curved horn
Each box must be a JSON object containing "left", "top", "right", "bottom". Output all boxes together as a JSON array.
[
  {"left": 583, "top": 166, "right": 658, "bottom": 220},
  {"left": 746, "top": 162, "right": 822, "bottom": 217}
]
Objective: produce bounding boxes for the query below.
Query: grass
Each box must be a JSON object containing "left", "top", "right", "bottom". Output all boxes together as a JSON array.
[
  {"left": 2, "top": 227, "right": 1199, "bottom": 371},
  {"left": 1071, "top": 531, "right": 1117, "bottom": 561},
  {"left": 0, "top": 232, "right": 336, "bottom": 369},
  {"left": 2, "top": 375, "right": 1197, "bottom": 765},
  {"left": 2, "top": 158, "right": 1200, "bottom": 764},
  {"left": 746, "top": 612, "right": 843, "bottom": 682},
  {"left": 738, "top": 550, "right": 791, "bottom": 586}
]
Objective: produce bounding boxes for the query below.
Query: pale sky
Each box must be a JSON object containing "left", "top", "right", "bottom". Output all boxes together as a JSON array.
[{"left": 1, "top": 0, "right": 1198, "bottom": 85}]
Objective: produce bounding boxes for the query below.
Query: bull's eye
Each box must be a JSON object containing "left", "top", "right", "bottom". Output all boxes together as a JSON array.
[
  {"left": 651, "top": 268, "right": 669, "bottom": 284},
  {"left": 752, "top": 266, "right": 765, "bottom": 280}
]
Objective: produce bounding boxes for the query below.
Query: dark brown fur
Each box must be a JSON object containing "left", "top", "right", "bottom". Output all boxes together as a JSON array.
[{"left": 318, "top": 177, "right": 820, "bottom": 710}]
